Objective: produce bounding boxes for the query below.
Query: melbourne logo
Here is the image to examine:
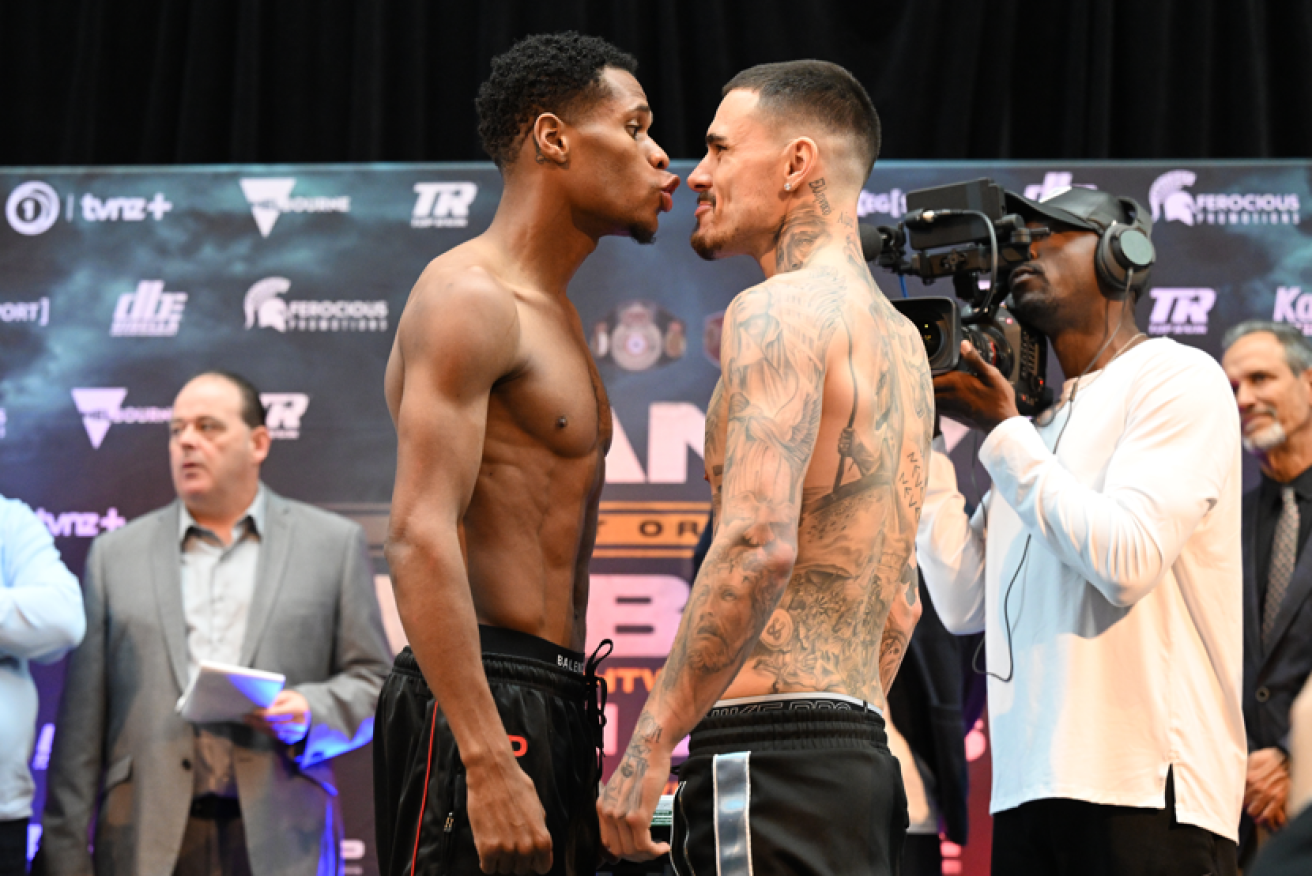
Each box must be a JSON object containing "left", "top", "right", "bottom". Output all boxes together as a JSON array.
[
  {"left": 411, "top": 182, "right": 478, "bottom": 228},
  {"left": 1273, "top": 287, "right": 1312, "bottom": 335},
  {"left": 71, "top": 388, "right": 171, "bottom": 449},
  {"left": 1149, "top": 170, "right": 1301, "bottom": 226},
  {"left": 1147, "top": 288, "right": 1215, "bottom": 336},
  {"left": 239, "top": 178, "right": 350, "bottom": 238},
  {"left": 35, "top": 507, "right": 128, "bottom": 539},
  {"left": 6, "top": 181, "right": 60, "bottom": 235},
  {"left": 857, "top": 187, "right": 906, "bottom": 218},
  {"left": 244, "top": 276, "right": 388, "bottom": 333},
  {"left": 0, "top": 297, "right": 49, "bottom": 326},
  {"left": 111, "top": 280, "right": 186, "bottom": 337},
  {"left": 1023, "top": 171, "right": 1096, "bottom": 201},
  {"left": 261, "top": 393, "right": 309, "bottom": 440}
]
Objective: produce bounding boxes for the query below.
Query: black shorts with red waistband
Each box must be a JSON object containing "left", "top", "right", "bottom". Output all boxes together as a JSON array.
[{"left": 373, "top": 626, "right": 610, "bottom": 876}]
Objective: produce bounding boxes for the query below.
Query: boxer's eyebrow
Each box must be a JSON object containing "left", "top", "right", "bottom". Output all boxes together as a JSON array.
[{"left": 706, "top": 133, "right": 728, "bottom": 148}]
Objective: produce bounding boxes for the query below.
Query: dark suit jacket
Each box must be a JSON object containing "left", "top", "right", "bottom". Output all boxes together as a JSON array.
[
  {"left": 37, "top": 489, "right": 392, "bottom": 876},
  {"left": 1242, "top": 486, "right": 1312, "bottom": 754}
]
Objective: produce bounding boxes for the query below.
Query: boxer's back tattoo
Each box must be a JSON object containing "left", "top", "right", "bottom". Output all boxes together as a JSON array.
[{"left": 686, "top": 204, "right": 933, "bottom": 710}]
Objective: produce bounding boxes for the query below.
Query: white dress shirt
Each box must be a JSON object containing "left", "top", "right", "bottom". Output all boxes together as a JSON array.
[{"left": 916, "top": 338, "right": 1245, "bottom": 842}]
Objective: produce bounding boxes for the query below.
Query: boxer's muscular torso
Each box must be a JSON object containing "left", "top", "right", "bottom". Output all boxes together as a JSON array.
[
  {"left": 704, "top": 254, "right": 933, "bottom": 710},
  {"left": 386, "top": 238, "right": 611, "bottom": 651}
]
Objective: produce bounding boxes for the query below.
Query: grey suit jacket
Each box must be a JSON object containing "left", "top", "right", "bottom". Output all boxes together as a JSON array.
[{"left": 37, "top": 488, "right": 392, "bottom": 876}]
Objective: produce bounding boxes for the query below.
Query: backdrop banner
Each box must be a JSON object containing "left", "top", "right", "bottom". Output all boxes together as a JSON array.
[{"left": 2, "top": 160, "right": 1308, "bottom": 875}]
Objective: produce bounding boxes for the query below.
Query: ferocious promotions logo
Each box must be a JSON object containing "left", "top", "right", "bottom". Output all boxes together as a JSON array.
[
  {"left": 243, "top": 277, "right": 388, "bottom": 333},
  {"left": 1147, "top": 288, "right": 1215, "bottom": 336},
  {"left": 411, "top": 182, "right": 478, "bottom": 228},
  {"left": 70, "top": 388, "right": 171, "bottom": 449},
  {"left": 239, "top": 178, "right": 350, "bottom": 238},
  {"left": 110, "top": 280, "right": 187, "bottom": 337},
  {"left": 1149, "top": 170, "right": 1301, "bottom": 226},
  {"left": 260, "top": 393, "right": 309, "bottom": 440},
  {"left": 35, "top": 507, "right": 128, "bottom": 538},
  {"left": 0, "top": 297, "right": 49, "bottom": 326}
]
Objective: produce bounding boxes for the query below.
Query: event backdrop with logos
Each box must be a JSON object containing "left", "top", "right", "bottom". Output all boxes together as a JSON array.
[{"left": 2, "top": 161, "right": 1308, "bottom": 875}]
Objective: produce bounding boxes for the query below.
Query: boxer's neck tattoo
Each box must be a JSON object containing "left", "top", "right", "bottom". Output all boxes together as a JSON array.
[
  {"left": 773, "top": 205, "right": 831, "bottom": 273},
  {"left": 808, "top": 177, "right": 833, "bottom": 216}
]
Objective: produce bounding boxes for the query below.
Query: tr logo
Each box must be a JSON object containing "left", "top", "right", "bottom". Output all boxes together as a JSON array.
[
  {"left": 411, "top": 182, "right": 478, "bottom": 229},
  {"left": 1147, "top": 288, "right": 1215, "bottom": 336}
]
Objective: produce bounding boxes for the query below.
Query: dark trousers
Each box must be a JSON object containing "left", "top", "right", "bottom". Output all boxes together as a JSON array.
[
  {"left": 172, "top": 799, "right": 252, "bottom": 876},
  {"left": 0, "top": 819, "right": 27, "bottom": 876},
  {"left": 991, "top": 773, "right": 1237, "bottom": 876},
  {"left": 900, "top": 834, "right": 941, "bottom": 876}
]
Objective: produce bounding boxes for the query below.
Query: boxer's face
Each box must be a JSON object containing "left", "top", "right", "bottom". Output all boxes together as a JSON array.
[
  {"left": 1223, "top": 331, "right": 1312, "bottom": 454},
  {"left": 689, "top": 89, "right": 786, "bottom": 260},
  {"left": 564, "top": 67, "right": 679, "bottom": 244},
  {"left": 169, "top": 376, "right": 269, "bottom": 513}
]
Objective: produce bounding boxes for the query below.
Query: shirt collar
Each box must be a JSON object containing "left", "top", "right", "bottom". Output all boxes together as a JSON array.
[
  {"left": 1261, "top": 466, "right": 1312, "bottom": 503},
  {"left": 179, "top": 484, "right": 267, "bottom": 544}
]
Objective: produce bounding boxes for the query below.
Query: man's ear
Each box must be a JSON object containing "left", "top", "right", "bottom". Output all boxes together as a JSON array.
[
  {"left": 250, "top": 425, "right": 272, "bottom": 465},
  {"left": 531, "top": 113, "right": 570, "bottom": 168},
  {"left": 781, "top": 137, "right": 819, "bottom": 194}
]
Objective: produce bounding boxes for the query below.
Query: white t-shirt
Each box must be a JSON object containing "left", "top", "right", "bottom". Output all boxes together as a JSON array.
[{"left": 916, "top": 337, "right": 1245, "bottom": 842}]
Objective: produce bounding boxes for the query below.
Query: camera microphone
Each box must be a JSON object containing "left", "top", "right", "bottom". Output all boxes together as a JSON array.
[{"left": 859, "top": 224, "right": 886, "bottom": 262}]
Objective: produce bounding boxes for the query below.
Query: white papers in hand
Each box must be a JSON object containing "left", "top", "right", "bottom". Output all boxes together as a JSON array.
[{"left": 176, "top": 661, "right": 286, "bottom": 724}]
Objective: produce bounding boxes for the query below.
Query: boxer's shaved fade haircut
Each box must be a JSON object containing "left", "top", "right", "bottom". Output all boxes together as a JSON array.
[
  {"left": 724, "top": 60, "right": 881, "bottom": 178},
  {"left": 476, "top": 31, "right": 638, "bottom": 170}
]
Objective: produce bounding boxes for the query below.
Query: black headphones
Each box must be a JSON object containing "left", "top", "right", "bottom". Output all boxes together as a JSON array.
[{"left": 1093, "top": 196, "right": 1156, "bottom": 299}]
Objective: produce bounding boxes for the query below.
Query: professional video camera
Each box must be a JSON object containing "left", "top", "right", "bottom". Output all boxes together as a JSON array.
[{"left": 863, "top": 178, "right": 1054, "bottom": 416}]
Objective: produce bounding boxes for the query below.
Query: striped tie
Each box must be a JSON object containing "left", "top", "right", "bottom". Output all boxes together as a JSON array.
[{"left": 1264, "top": 485, "right": 1299, "bottom": 652}]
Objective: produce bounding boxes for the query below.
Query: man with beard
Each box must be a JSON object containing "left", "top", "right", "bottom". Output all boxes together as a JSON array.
[
  {"left": 918, "top": 186, "right": 1244, "bottom": 875},
  {"left": 1221, "top": 322, "right": 1312, "bottom": 863},
  {"left": 599, "top": 61, "right": 932, "bottom": 876},
  {"left": 375, "top": 32, "right": 678, "bottom": 876}
]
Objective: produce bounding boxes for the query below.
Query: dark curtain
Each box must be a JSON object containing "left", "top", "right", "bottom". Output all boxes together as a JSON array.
[{"left": 2, "top": 0, "right": 1309, "bottom": 166}]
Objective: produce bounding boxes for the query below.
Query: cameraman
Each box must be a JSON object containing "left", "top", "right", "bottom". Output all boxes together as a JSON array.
[{"left": 916, "top": 187, "right": 1244, "bottom": 876}]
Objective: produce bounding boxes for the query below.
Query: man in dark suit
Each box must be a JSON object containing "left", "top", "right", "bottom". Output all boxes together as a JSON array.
[
  {"left": 37, "top": 371, "right": 392, "bottom": 876},
  {"left": 1221, "top": 322, "right": 1312, "bottom": 856}
]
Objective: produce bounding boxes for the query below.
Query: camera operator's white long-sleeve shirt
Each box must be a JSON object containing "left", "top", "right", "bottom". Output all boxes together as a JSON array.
[{"left": 917, "top": 337, "right": 1245, "bottom": 842}]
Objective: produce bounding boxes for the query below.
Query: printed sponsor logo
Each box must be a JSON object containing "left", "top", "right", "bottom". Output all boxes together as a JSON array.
[
  {"left": 0, "top": 408, "right": 6, "bottom": 440},
  {"left": 240, "top": 178, "right": 350, "bottom": 238},
  {"left": 6, "top": 181, "right": 172, "bottom": 235},
  {"left": 71, "top": 388, "right": 171, "bottom": 449},
  {"left": 6, "top": 181, "right": 61, "bottom": 235},
  {"left": 1147, "top": 287, "right": 1215, "bottom": 336},
  {"left": 243, "top": 277, "right": 388, "bottom": 333},
  {"left": 857, "top": 187, "right": 906, "bottom": 218},
  {"left": 411, "top": 182, "right": 478, "bottom": 228},
  {"left": 34, "top": 507, "right": 128, "bottom": 538},
  {"left": 261, "top": 392, "right": 309, "bottom": 440},
  {"left": 111, "top": 280, "right": 187, "bottom": 337},
  {"left": 1149, "top": 169, "right": 1301, "bottom": 226},
  {"left": 0, "top": 297, "right": 49, "bottom": 326},
  {"left": 1274, "top": 286, "right": 1312, "bottom": 334},
  {"left": 1022, "top": 171, "right": 1097, "bottom": 201},
  {"left": 80, "top": 192, "right": 172, "bottom": 222}
]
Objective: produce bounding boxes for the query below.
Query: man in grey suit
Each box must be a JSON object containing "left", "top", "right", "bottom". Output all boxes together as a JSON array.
[{"left": 36, "top": 371, "right": 392, "bottom": 876}]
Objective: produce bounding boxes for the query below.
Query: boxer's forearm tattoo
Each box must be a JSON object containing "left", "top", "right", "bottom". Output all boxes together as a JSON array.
[
  {"left": 604, "top": 712, "right": 663, "bottom": 810},
  {"left": 877, "top": 624, "right": 909, "bottom": 693}
]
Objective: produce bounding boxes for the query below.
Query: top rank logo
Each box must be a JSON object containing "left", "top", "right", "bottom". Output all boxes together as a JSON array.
[
  {"left": 1147, "top": 288, "right": 1215, "bottom": 336},
  {"left": 111, "top": 280, "right": 187, "bottom": 337},
  {"left": 1023, "top": 171, "right": 1096, "bottom": 201},
  {"left": 240, "top": 178, "right": 350, "bottom": 238},
  {"left": 412, "top": 182, "right": 478, "bottom": 228},
  {"left": 1149, "top": 170, "right": 1301, "bottom": 227}
]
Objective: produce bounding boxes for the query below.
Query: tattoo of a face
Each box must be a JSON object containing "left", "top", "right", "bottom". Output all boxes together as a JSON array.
[{"left": 774, "top": 206, "right": 831, "bottom": 273}]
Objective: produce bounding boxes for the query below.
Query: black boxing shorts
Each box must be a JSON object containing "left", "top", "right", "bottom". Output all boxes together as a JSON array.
[
  {"left": 373, "top": 626, "right": 610, "bottom": 876},
  {"left": 671, "top": 692, "right": 908, "bottom": 876}
]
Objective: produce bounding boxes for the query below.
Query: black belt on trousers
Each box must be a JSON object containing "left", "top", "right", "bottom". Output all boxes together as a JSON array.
[{"left": 189, "top": 795, "right": 242, "bottom": 820}]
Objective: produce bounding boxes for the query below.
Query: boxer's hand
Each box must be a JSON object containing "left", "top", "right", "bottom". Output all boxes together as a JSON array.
[
  {"left": 245, "top": 690, "right": 311, "bottom": 744},
  {"left": 466, "top": 752, "right": 553, "bottom": 875},
  {"left": 598, "top": 718, "right": 672, "bottom": 861},
  {"left": 932, "top": 341, "right": 1019, "bottom": 434}
]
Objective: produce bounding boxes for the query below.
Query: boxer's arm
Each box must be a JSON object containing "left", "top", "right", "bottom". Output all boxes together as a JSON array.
[
  {"left": 878, "top": 564, "right": 922, "bottom": 693},
  {"left": 600, "top": 283, "right": 824, "bottom": 857},
  {"left": 385, "top": 271, "right": 552, "bottom": 874}
]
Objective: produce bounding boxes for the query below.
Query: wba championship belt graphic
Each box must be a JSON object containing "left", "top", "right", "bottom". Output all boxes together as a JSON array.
[{"left": 591, "top": 300, "right": 686, "bottom": 371}]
